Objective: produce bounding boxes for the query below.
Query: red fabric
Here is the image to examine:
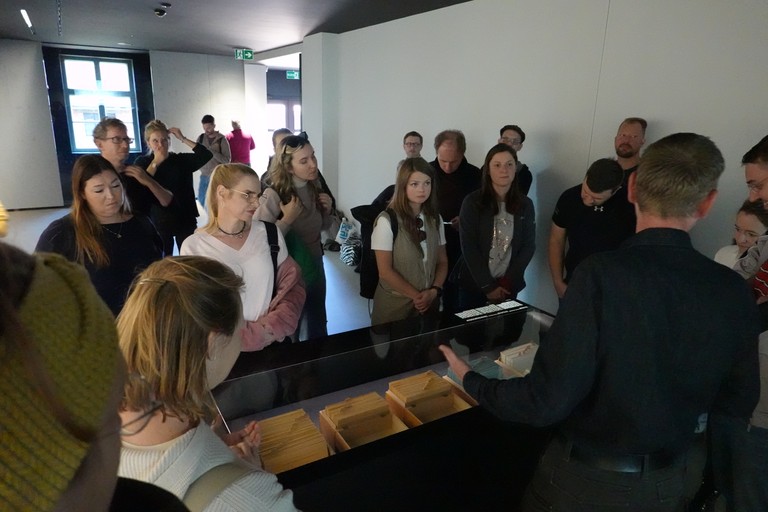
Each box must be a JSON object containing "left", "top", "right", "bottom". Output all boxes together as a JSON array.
[{"left": 753, "top": 259, "right": 768, "bottom": 297}]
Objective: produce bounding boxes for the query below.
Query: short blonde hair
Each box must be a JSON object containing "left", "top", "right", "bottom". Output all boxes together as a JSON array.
[
  {"left": 143, "top": 119, "right": 169, "bottom": 143},
  {"left": 118, "top": 256, "right": 243, "bottom": 422}
]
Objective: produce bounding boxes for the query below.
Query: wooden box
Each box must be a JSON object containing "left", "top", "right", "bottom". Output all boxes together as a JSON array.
[
  {"left": 385, "top": 371, "right": 474, "bottom": 427},
  {"left": 496, "top": 342, "right": 538, "bottom": 378},
  {"left": 319, "top": 392, "right": 408, "bottom": 451},
  {"left": 258, "top": 409, "right": 332, "bottom": 473}
]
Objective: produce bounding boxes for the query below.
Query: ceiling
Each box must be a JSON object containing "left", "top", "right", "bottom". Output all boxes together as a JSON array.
[{"left": 0, "top": 0, "right": 469, "bottom": 62}]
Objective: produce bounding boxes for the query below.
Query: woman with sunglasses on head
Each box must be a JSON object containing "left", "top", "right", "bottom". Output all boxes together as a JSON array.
[
  {"left": 134, "top": 119, "right": 212, "bottom": 256},
  {"left": 452, "top": 143, "right": 535, "bottom": 310},
  {"left": 36, "top": 154, "right": 163, "bottom": 315},
  {"left": 181, "top": 163, "right": 305, "bottom": 351},
  {"left": 370, "top": 157, "right": 448, "bottom": 325},
  {"left": 255, "top": 135, "right": 333, "bottom": 341},
  {"left": 117, "top": 256, "right": 298, "bottom": 512}
]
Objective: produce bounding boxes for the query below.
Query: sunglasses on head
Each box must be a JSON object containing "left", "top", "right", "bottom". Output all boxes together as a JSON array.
[{"left": 280, "top": 134, "right": 309, "bottom": 154}]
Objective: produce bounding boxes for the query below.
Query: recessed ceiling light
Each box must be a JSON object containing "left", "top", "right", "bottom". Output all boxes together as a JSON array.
[{"left": 20, "top": 9, "right": 36, "bottom": 35}]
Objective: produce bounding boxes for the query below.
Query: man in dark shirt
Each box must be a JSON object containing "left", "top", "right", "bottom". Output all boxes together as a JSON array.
[
  {"left": 429, "top": 129, "right": 480, "bottom": 311},
  {"left": 548, "top": 158, "right": 634, "bottom": 298},
  {"left": 442, "top": 132, "right": 760, "bottom": 511}
]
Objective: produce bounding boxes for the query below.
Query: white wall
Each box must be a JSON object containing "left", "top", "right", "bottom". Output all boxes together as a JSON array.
[
  {"left": 302, "top": 0, "right": 768, "bottom": 313},
  {"left": 0, "top": 40, "right": 62, "bottom": 209}
]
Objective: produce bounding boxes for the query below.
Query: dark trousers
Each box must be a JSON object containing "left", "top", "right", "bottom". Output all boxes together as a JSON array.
[
  {"left": 521, "top": 437, "right": 696, "bottom": 512},
  {"left": 710, "top": 413, "right": 768, "bottom": 512}
]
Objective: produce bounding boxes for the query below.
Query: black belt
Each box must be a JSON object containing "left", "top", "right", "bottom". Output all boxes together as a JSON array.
[{"left": 556, "top": 435, "right": 682, "bottom": 473}]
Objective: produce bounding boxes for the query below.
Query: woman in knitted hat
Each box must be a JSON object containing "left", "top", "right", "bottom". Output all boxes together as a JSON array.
[
  {"left": 36, "top": 154, "right": 163, "bottom": 315},
  {"left": 116, "top": 256, "right": 298, "bottom": 512}
]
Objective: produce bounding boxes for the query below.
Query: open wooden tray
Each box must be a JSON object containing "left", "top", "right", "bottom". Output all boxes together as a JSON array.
[
  {"left": 258, "top": 409, "right": 332, "bottom": 474},
  {"left": 319, "top": 392, "right": 408, "bottom": 451},
  {"left": 385, "top": 371, "right": 474, "bottom": 427}
]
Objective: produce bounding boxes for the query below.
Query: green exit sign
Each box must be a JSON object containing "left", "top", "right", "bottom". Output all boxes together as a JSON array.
[
  {"left": 235, "top": 49, "right": 254, "bottom": 60},
  {"left": 286, "top": 70, "right": 300, "bottom": 80}
]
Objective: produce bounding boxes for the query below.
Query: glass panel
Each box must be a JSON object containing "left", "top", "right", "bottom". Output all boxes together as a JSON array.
[
  {"left": 266, "top": 103, "right": 286, "bottom": 131},
  {"left": 69, "top": 94, "right": 102, "bottom": 149},
  {"left": 64, "top": 59, "right": 97, "bottom": 90},
  {"left": 293, "top": 104, "right": 302, "bottom": 131},
  {"left": 99, "top": 61, "right": 131, "bottom": 92}
]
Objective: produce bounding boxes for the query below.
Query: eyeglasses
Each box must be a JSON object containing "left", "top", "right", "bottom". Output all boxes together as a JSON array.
[
  {"left": 500, "top": 137, "right": 522, "bottom": 146},
  {"left": 747, "top": 176, "right": 768, "bottom": 193},
  {"left": 120, "top": 401, "right": 163, "bottom": 437},
  {"left": 229, "top": 188, "right": 260, "bottom": 203},
  {"left": 99, "top": 136, "right": 134, "bottom": 145}
]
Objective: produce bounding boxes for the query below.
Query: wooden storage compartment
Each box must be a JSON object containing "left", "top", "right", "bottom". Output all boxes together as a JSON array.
[
  {"left": 386, "top": 371, "right": 474, "bottom": 427},
  {"left": 258, "top": 409, "right": 332, "bottom": 473},
  {"left": 496, "top": 342, "right": 538, "bottom": 378},
  {"left": 319, "top": 392, "right": 408, "bottom": 451}
]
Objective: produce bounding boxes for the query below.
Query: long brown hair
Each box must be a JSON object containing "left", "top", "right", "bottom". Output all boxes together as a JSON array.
[
  {"left": 71, "top": 155, "right": 130, "bottom": 267},
  {"left": 268, "top": 135, "right": 321, "bottom": 204},
  {"left": 478, "top": 143, "right": 524, "bottom": 215},
  {"left": 389, "top": 157, "right": 440, "bottom": 247}
]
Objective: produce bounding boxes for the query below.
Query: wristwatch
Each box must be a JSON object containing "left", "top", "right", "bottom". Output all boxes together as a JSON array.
[{"left": 430, "top": 285, "right": 443, "bottom": 297}]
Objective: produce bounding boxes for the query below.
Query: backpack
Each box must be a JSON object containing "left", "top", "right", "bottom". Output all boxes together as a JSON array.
[{"left": 350, "top": 205, "right": 398, "bottom": 299}]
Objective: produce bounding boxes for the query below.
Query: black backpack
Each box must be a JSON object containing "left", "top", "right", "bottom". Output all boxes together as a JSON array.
[{"left": 350, "top": 205, "right": 398, "bottom": 299}]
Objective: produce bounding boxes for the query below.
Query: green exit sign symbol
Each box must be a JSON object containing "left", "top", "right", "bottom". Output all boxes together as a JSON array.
[
  {"left": 286, "top": 70, "right": 300, "bottom": 80},
  {"left": 235, "top": 49, "right": 254, "bottom": 60}
]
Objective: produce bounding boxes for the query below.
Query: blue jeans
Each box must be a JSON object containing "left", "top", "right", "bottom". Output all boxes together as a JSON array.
[
  {"left": 521, "top": 437, "right": 692, "bottom": 512},
  {"left": 198, "top": 174, "right": 210, "bottom": 207},
  {"left": 298, "top": 256, "right": 328, "bottom": 341},
  {"left": 710, "top": 413, "right": 768, "bottom": 511}
]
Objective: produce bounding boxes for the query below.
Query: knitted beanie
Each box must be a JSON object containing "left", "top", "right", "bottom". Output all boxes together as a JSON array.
[{"left": 0, "top": 251, "right": 119, "bottom": 510}]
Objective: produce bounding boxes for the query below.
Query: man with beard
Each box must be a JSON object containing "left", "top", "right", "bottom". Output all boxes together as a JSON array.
[{"left": 614, "top": 117, "right": 647, "bottom": 183}]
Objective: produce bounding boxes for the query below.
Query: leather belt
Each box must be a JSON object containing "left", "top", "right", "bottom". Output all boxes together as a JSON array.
[{"left": 557, "top": 435, "right": 681, "bottom": 473}]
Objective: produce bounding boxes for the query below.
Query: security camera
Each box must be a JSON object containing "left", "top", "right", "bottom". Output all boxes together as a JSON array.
[{"left": 154, "top": 8, "right": 167, "bottom": 17}]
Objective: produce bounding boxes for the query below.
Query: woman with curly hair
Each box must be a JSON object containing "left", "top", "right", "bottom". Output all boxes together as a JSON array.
[{"left": 255, "top": 135, "right": 333, "bottom": 340}]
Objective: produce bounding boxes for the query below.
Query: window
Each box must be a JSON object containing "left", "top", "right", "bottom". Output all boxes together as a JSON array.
[{"left": 60, "top": 55, "right": 140, "bottom": 153}]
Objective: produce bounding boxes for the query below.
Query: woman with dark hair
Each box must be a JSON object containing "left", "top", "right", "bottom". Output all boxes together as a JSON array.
[
  {"left": 370, "top": 157, "right": 448, "bottom": 325},
  {"left": 36, "top": 154, "right": 163, "bottom": 314},
  {"left": 452, "top": 143, "right": 535, "bottom": 309},
  {"left": 255, "top": 135, "right": 333, "bottom": 340},
  {"left": 134, "top": 119, "right": 212, "bottom": 255}
]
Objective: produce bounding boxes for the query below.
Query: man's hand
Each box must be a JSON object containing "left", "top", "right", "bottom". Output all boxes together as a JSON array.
[
  {"left": 449, "top": 216, "right": 460, "bottom": 231},
  {"left": 439, "top": 345, "right": 471, "bottom": 383},
  {"left": 412, "top": 288, "right": 438, "bottom": 313}
]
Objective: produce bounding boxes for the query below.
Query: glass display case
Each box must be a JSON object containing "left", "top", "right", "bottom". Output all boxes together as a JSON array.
[{"left": 213, "top": 302, "right": 555, "bottom": 511}]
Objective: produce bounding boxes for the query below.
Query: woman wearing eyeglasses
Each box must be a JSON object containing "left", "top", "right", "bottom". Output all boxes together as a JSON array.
[
  {"left": 255, "top": 135, "right": 334, "bottom": 341},
  {"left": 116, "top": 256, "right": 297, "bottom": 511},
  {"left": 451, "top": 143, "right": 535, "bottom": 310},
  {"left": 35, "top": 155, "right": 163, "bottom": 315},
  {"left": 181, "top": 163, "right": 305, "bottom": 350},
  {"left": 134, "top": 119, "right": 212, "bottom": 256},
  {"left": 371, "top": 157, "right": 448, "bottom": 325}
]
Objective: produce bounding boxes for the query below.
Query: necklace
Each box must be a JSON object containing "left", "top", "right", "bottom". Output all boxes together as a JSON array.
[
  {"left": 102, "top": 222, "right": 124, "bottom": 239},
  {"left": 217, "top": 221, "right": 247, "bottom": 238}
]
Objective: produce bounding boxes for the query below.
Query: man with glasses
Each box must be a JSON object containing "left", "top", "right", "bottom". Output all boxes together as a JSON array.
[
  {"left": 498, "top": 124, "right": 532, "bottom": 195},
  {"left": 719, "top": 134, "right": 768, "bottom": 511},
  {"left": 93, "top": 118, "right": 172, "bottom": 215},
  {"left": 548, "top": 158, "right": 634, "bottom": 299},
  {"left": 403, "top": 131, "right": 423, "bottom": 158}
]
